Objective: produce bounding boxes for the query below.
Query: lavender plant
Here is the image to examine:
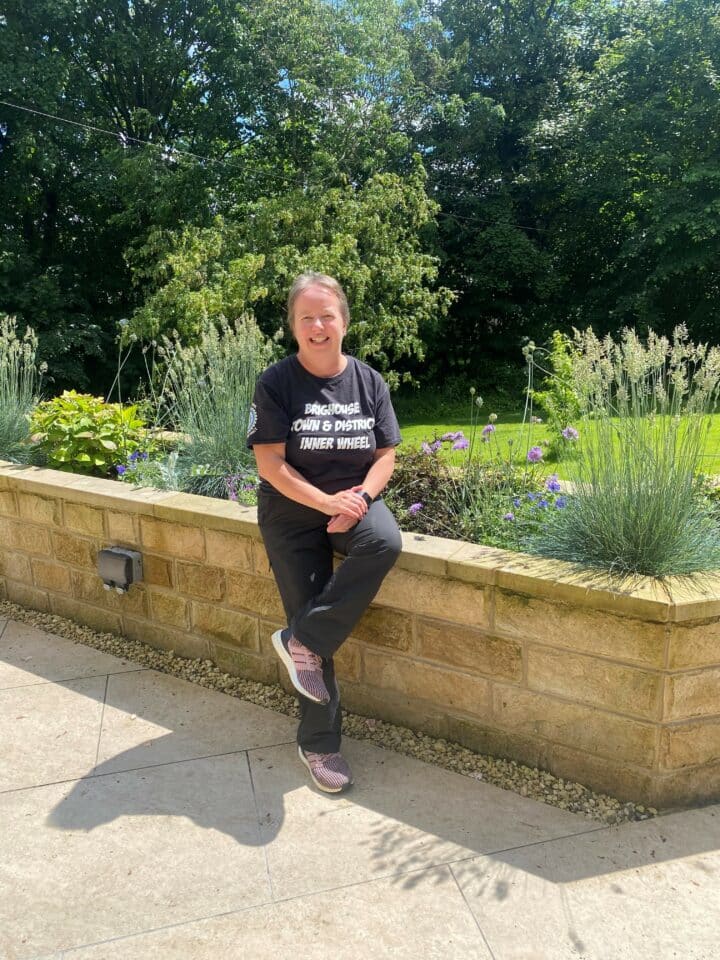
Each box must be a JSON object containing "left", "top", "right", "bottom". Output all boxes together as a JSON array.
[{"left": 526, "top": 325, "right": 720, "bottom": 576}]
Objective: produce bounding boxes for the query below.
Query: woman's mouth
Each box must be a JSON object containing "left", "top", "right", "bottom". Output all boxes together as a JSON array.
[{"left": 309, "top": 336, "right": 329, "bottom": 344}]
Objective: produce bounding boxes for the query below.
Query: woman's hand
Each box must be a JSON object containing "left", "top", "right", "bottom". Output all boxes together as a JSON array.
[
  {"left": 326, "top": 513, "right": 357, "bottom": 534},
  {"left": 324, "top": 488, "right": 368, "bottom": 520}
]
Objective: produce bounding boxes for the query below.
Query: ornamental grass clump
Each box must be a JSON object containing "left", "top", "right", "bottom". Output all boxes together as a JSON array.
[
  {"left": 158, "top": 314, "right": 274, "bottom": 498},
  {"left": 526, "top": 325, "right": 720, "bottom": 576},
  {"left": 0, "top": 315, "right": 46, "bottom": 463}
]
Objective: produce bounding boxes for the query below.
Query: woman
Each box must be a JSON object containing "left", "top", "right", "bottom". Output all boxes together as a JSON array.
[{"left": 247, "top": 272, "right": 402, "bottom": 793}]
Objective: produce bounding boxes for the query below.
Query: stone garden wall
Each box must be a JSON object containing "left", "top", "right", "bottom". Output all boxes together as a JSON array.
[{"left": 1, "top": 461, "right": 719, "bottom": 809}]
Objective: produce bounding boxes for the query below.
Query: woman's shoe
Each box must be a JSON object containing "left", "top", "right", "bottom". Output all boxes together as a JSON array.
[
  {"left": 298, "top": 745, "right": 353, "bottom": 793},
  {"left": 271, "top": 629, "right": 330, "bottom": 704}
]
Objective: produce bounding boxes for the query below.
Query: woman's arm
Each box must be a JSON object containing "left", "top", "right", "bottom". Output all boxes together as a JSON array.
[{"left": 252, "top": 443, "right": 368, "bottom": 521}]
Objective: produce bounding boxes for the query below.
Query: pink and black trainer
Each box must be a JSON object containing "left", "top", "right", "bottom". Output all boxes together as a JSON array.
[
  {"left": 271, "top": 629, "right": 330, "bottom": 704},
  {"left": 298, "top": 746, "right": 353, "bottom": 793}
]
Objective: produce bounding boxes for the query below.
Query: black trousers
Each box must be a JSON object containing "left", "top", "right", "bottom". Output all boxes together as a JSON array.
[{"left": 257, "top": 491, "right": 402, "bottom": 752}]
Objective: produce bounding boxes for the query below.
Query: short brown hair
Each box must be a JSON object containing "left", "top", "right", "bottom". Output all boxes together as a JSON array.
[{"left": 286, "top": 273, "right": 350, "bottom": 330}]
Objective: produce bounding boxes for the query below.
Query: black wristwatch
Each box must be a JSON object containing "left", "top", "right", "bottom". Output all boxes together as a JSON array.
[{"left": 357, "top": 490, "right": 373, "bottom": 507}]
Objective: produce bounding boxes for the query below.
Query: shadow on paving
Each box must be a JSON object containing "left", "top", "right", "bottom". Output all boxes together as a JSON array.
[{"left": 2, "top": 616, "right": 719, "bottom": 896}]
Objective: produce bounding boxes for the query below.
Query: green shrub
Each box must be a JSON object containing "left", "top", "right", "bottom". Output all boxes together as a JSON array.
[
  {"left": 0, "top": 315, "right": 45, "bottom": 463},
  {"left": 30, "top": 391, "right": 155, "bottom": 476},
  {"left": 529, "top": 331, "right": 582, "bottom": 458}
]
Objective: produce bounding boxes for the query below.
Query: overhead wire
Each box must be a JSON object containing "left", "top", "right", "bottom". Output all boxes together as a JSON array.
[{"left": 0, "top": 96, "right": 550, "bottom": 235}]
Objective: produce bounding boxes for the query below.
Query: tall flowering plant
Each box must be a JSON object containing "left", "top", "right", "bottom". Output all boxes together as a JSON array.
[{"left": 526, "top": 325, "right": 720, "bottom": 575}]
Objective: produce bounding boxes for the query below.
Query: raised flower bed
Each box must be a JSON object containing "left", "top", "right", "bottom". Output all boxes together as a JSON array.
[{"left": 2, "top": 459, "right": 719, "bottom": 810}]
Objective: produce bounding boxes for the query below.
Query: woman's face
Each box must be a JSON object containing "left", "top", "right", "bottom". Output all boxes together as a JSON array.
[{"left": 291, "top": 285, "right": 347, "bottom": 361}]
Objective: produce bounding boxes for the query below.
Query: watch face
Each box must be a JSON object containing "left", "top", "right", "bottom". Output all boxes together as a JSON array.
[{"left": 361, "top": 491, "right": 373, "bottom": 506}]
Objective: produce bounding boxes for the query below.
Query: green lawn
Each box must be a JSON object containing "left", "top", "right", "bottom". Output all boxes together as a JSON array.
[{"left": 397, "top": 410, "right": 720, "bottom": 480}]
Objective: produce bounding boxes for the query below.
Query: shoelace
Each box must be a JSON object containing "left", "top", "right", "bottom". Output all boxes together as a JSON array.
[{"left": 289, "top": 637, "right": 323, "bottom": 671}]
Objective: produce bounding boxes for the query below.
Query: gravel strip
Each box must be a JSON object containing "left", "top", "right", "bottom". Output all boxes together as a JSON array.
[{"left": 0, "top": 599, "right": 657, "bottom": 825}]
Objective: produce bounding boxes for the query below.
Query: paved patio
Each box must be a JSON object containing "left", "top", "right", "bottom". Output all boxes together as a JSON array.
[{"left": 0, "top": 616, "right": 718, "bottom": 960}]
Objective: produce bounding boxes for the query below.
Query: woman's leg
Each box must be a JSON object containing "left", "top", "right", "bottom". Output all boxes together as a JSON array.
[
  {"left": 291, "top": 498, "right": 402, "bottom": 659},
  {"left": 258, "top": 495, "right": 342, "bottom": 753}
]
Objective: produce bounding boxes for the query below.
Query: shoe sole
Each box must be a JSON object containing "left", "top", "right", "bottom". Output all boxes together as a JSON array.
[
  {"left": 271, "top": 630, "right": 328, "bottom": 705},
  {"left": 298, "top": 745, "right": 353, "bottom": 794}
]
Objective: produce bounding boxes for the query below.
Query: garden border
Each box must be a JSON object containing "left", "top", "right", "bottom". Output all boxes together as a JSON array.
[{"left": 1, "top": 460, "right": 720, "bottom": 809}]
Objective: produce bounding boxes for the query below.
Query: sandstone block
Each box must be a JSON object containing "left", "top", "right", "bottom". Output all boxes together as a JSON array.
[
  {"left": 71, "top": 568, "right": 148, "bottom": 618},
  {"left": 140, "top": 517, "right": 204, "bottom": 560},
  {"left": 176, "top": 561, "right": 226, "bottom": 601},
  {"left": 205, "top": 529, "right": 253, "bottom": 571},
  {"left": 667, "top": 621, "right": 720, "bottom": 670},
  {"left": 7, "top": 522, "right": 52, "bottom": 556},
  {"left": 51, "top": 531, "right": 96, "bottom": 568},
  {"left": 548, "top": 744, "right": 654, "bottom": 805},
  {"left": 0, "top": 490, "right": 17, "bottom": 516},
  {"left": 363, "top": 648, "right": 490, "bottom": 717},
  {"left": 226, "top": 571, "right": 285, "bottom": 619},
  {"left": 17, "top": 492, "right": 61, "bottom": 526},
  {"left": 660, "top": 720, "right": 720, "bottom": 770},
  {"left": 339, "top": 682, "right": 447, "bottom": 741},
  {"left": 191, "top": 601, "right": 259, "bottom": 651},
  {"left": 495, "top": 590, "right": 667, "bottom": 668},
  {"left": 49, "top": 595, "right": 122, "bottom": 635},
  {"left": 664, "top": 669, "right": 720, "bottom": 721},
  {"left": 527, "top": 645, "right": 661, "bottom": 720},
  {"left": 5, "top": 580, "right": 50, "bottom": 612},
  {"left": 63, "top": 501, "right": 105, "bottom": 537},
  {"left": 417, "top": 619, "right": 522, "bottom": 682},
  {"left": 647, "top": 761, "right": 720, "bottom": 809},
  {"left": 208, "top": 640, "right": 279, "bottom": 685},
  {"left": 442, "top": 716, "right": 551, "bottom": 770},
  {"left": 353, "top": 606, "right": 412, "bottom": 652},
  {"left": 123, "top": 617, "right": 207, "bottom": 662},
  {"left": 0, "top": 551, "right": 31, "bottom": 582},
  {"left": 142, "top": 554, "right": 174, "bottom": 588},
  {"left": 334, "top": 640, "right": 361, "bottom": 682},
  {"left": 252, "top": 539, "right": 272, "bottom": 577},
  {"left": 149, "top": 589, "right": 189, "bottom": 629},
  {"left": 491, "top": 685, "right": 657, "bottom": 767},
  {"left": 31, "top": 559, "right": 72, "bottom": 595},
  {"left": 0, "top": 577, "right": 6, "bottom": 600},
  {"left": 375, "top": 567, "right": 489, "bottom": 628},
  {"left": 106, "top": 511, "right": 139, "bottom": 543}
]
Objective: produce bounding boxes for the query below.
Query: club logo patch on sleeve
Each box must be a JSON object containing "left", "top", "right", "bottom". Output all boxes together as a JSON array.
[{"left": 247, "top": 402, "right": 257, "bottom": 437}]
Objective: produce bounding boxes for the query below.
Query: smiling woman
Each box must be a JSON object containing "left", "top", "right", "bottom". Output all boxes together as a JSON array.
[{"left": 247, "top": 272, "right": 403, "bottom": 794}]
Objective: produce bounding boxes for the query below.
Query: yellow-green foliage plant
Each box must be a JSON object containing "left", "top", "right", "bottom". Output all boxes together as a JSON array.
[{"left": 30, "top": 391, "right": 156, "bottom": 476}]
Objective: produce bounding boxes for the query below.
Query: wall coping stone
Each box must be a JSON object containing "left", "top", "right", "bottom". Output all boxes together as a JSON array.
[{"left": 3, "top": 460, "right": 720, "bottom": 623}]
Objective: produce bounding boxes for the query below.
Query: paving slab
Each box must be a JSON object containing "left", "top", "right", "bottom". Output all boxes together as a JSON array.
[
  {"left": 96, "top": 670, "right": 296, "bottom": 774},
  {"left": 43, "top": 864, "right": 492, "bottom": 960},
  {"left": 452, "top": 804, "right": 720, "bottom": 960},
  {"left": 0, "top": 676, "right": 107, "bottom": 791},
  {"left": 249, "top": 740, "right": 599, "bottom": 900},
  {"left": 0, "top": 620, "right": 142, "bottom": 689},
  {"left": 0, "top": 754, "right": 270, "bottom": 959}
]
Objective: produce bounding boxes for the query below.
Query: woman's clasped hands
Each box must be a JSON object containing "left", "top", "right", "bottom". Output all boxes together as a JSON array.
[{"left": 326, "top": 486, "right": 368, "bottom": 534}]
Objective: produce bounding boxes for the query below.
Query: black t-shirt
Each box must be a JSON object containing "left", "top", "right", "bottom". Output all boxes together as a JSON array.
[{"left": 246, "top": 354, "right": 402, "bottom": 495}]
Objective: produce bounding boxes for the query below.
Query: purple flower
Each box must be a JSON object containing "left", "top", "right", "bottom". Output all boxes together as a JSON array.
[
  {"left": 421, "top": 441, "right": 432, "bottom": 455},
  {"left": 527, "top": 446, "right": 544, "bottom": 463},
  {"left": 556, "top": 497, "right": 567, "bottom": 509},
  {"left": 481, "top": 424, "right": 495, "bottom": 437},
  {"left": 441, "top": 431, "right": 464, "bottom": 442},
  {"left": 562, "top": 426, "right": 579, "bottom": 441},
  {"left": 129, "top": 451, "right": 139, "bottom": 462},
  {"left": 452, "top": 437, "right": 470, "bottom": 450},
  {"left": 140, "top": 451, "right": 149, "bottom": 460},
  {"left": 527, "top": 492, "right": 536, "bottom": 501},
  {"left": 115, "top": 465, "right": 126, "bottom": 475},
  {"left": 513, "top": 497, "right": 521, "bottom": 507},
  {"left": 538, "top": 498, "right": 549, "bottom": 509},
  {"left": 430, "top": 440, "right": 442, "bottom": 453},
  {"left": 503, "top": 512, "right": 515, "bottom": 521},
  {"left": 546, "top": 474, "right": 562, "bottom": 493},
  {"left": 408, "top": 502, "right": 423, "bottom": 515}
]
